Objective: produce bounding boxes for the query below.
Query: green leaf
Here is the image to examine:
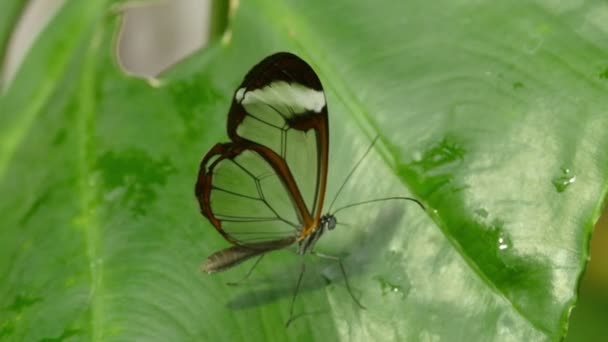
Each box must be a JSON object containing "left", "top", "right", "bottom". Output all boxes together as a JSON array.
[{"left": 2, "top": 0, "right": 608, "bottom": 341}]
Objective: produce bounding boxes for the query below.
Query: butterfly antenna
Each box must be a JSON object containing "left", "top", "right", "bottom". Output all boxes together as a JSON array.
[
  {"left": 327, "top": 136, "right": 380, "bottom": 213},
  {"left": 332, "top": 196, "right": 425, "bottom": 216}
]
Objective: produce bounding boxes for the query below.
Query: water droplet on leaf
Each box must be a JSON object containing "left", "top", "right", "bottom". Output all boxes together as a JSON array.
[
  {"left": 374, "top": 276, "right": 406, "bottom": 298},
  {"left": 552, "top": 167, "right": 576, "bottom": 193},
  {"left": 497, "top": 233, "right": 512, "bottom": 251}
]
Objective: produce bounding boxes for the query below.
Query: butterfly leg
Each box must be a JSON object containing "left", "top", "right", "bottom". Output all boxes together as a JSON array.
[
  {"left": 312, "top": 251, "right": 366, "bottom": 310},
  {"left": 285, "top": 261, "right": 306, "bottom": 327},
  {"left": 226, "top": 254, "right": 265, "bottom": 286}
]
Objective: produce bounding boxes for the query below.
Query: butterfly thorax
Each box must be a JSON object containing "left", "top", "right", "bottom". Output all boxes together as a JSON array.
[{"left": 297, "top": 214, "right": 337, "bottom": 255}]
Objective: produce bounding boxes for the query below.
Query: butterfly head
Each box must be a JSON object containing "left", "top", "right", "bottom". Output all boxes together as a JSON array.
[{"left": 320, "top": 214, "right": 337, "bottom": 231}]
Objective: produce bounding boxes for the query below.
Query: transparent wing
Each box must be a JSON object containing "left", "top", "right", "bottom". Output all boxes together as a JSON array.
[
  {"left": 196, "top": 142, "right": 304, "bottom": 246},
  {"left": 226, "top": 53, "right": 329, "bottom": 234}
]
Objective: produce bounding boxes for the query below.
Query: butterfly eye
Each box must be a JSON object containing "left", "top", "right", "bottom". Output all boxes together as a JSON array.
[{"left": 327, "top": 216, "right": 337, "bottom": 230}]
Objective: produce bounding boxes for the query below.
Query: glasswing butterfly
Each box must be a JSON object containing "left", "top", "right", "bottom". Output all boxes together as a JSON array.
[{"left": 195, "top": 52, "right": 424, "bottom": 326}]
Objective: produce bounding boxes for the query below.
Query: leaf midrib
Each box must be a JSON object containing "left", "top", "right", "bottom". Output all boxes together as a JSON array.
[
  {"left": 255, "top": 0, "right": 550, "bottom": 336},
  {"left": 80, "top": 28, "right": 104, "bottom": 342}
]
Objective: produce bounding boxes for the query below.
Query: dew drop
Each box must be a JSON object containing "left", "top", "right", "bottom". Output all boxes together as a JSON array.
[
  {"left": 373, "top": 276, "right": 405, "bottom": 298},
  {"left": 428, "top": 209, "right": 440, "bottom": 221},
  {"left": 552, "top": 168, "right": 576, "bottom": 193},
  {"left": 497, "top": 233, "right": 511, "bottom": 251}
]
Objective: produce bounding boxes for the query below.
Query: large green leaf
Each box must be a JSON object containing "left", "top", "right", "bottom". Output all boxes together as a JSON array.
[{"left": 2, "top": 0, "right": 608, "bottom": 341}]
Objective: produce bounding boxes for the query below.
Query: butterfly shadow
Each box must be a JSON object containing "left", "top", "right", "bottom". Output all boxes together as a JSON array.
[{"left": 225, "top": 204, "right": 410, "bottom": 311}]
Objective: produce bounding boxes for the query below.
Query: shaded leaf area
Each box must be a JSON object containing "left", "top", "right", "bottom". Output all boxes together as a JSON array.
[{"left": 1, "top": 0, "right": 608, "bottom": 341}]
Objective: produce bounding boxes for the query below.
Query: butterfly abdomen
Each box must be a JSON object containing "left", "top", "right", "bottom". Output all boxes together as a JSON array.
[{"left": 200, "top": 237, "right": 296, "bottom": 273}]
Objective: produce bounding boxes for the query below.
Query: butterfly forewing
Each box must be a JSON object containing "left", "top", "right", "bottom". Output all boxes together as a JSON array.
[
  {"left": 226, "top": 53, "right": 329, "bottom": 233},
  {"left": 196, "top": 52, "right": 329, "bottom": 250},
  {"left": 284, "top": 130, "right": 320, "bottom": 217}
]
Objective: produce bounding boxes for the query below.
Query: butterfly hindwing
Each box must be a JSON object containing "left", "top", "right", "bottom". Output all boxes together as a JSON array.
[{"left": 197, "top": 141, "right": 303, "bottom": 246}]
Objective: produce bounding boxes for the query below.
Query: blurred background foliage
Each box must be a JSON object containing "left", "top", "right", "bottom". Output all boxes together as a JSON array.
[{"left": 567, "top": 212, "right": 608, "bottom": 341}]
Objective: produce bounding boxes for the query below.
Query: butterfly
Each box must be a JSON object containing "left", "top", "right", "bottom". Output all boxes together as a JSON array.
[{"left": 195, "top": 52, "right": 424, "bottom": 325}]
